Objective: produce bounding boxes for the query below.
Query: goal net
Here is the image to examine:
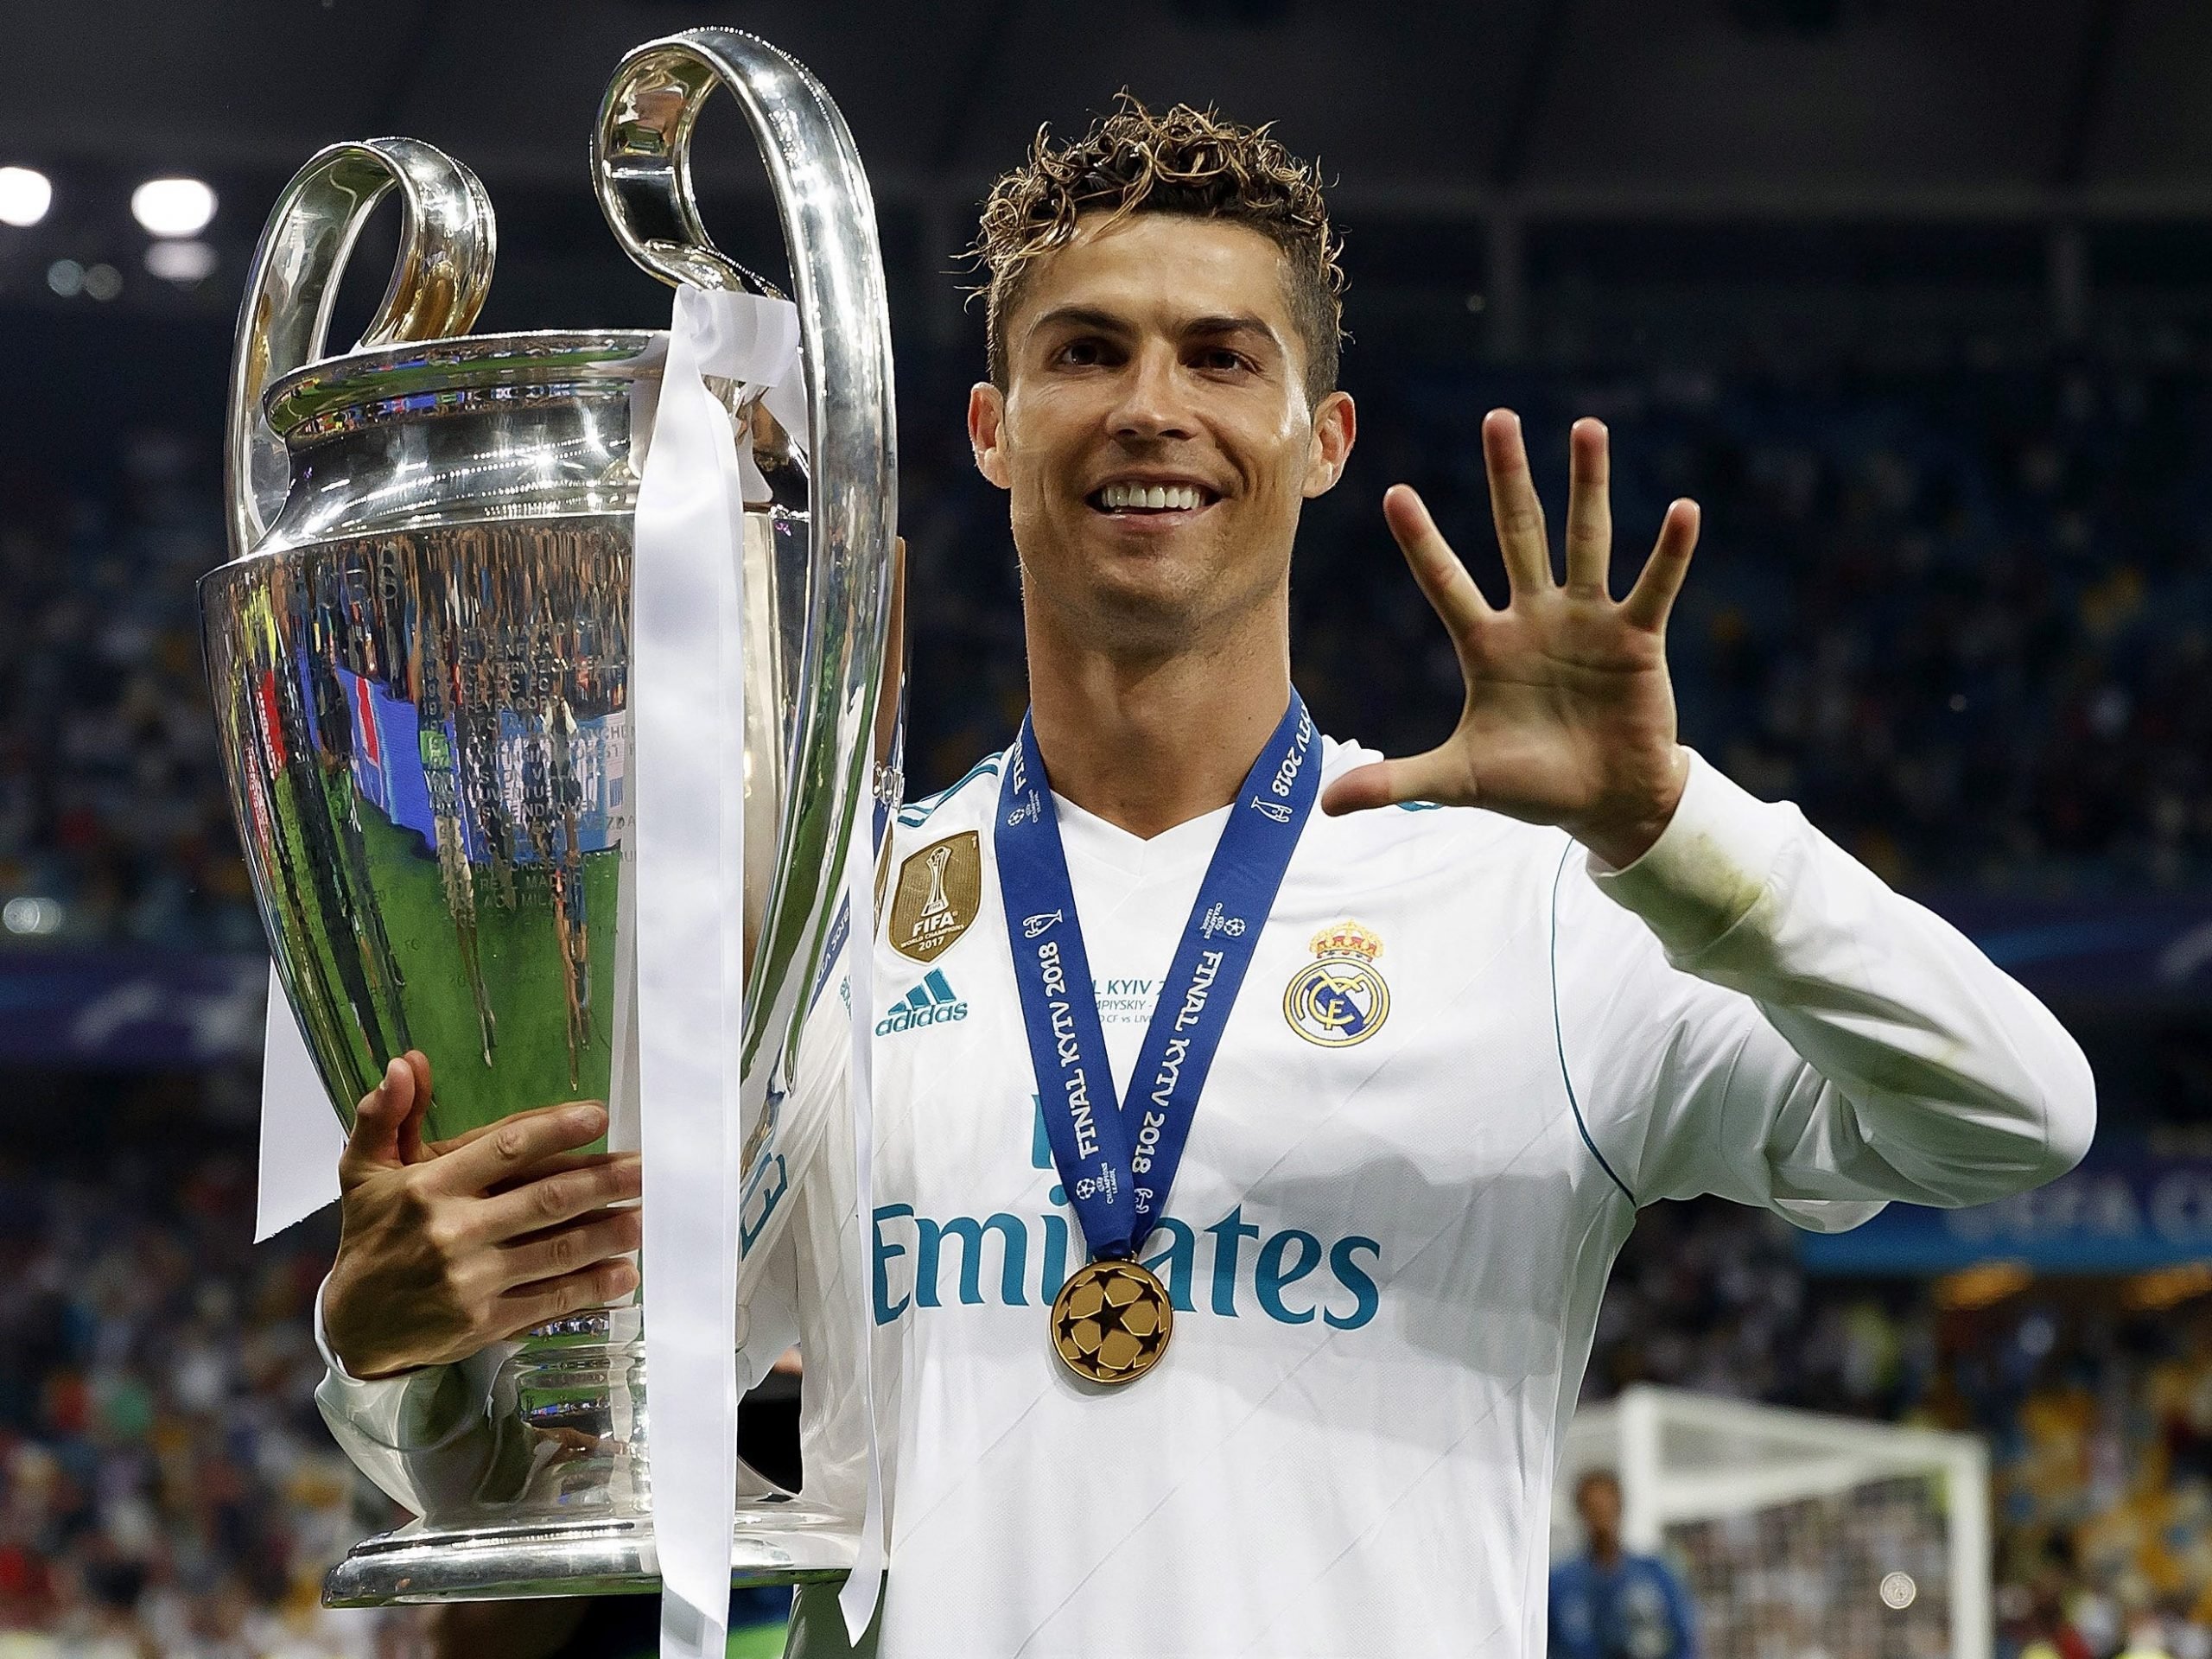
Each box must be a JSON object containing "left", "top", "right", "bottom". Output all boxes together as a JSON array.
[{"left": 1553, "top": 1386, "right": 1992, "bottom": 1659}]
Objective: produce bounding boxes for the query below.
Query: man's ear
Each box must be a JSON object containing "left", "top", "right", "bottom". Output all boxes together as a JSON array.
[
  {"left": 1301, "top": 390, "right": 1356, "bottom": 499},
  {"left": 969, "top": 382, "right": 1012, "bottom": 491}
]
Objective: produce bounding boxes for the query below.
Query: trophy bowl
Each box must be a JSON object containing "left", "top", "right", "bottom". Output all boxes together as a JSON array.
[{"left": 198, "top": 29, "right": 895, "bottom": 1605}]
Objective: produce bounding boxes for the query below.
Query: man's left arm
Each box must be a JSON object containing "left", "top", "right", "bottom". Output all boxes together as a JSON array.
[
  {"left": 1582, "top": 748, "right": 2094, "bottom": 1215},
  {"left": 1323, "top": 409, "right": 2093, "bottom": 1216}
]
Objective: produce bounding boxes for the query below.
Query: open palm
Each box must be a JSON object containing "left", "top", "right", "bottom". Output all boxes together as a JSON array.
[{"left": 1320, "top": 411, "right": 1699, "bottom": 869}]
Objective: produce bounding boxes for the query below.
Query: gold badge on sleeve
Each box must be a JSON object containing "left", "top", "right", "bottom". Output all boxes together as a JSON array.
[
  {"left": 1051, "top": 1258, "right": 1173, "bottom": 1384},
  {"left": 889, "top": 830, "right": 981, "bottom": 963}
]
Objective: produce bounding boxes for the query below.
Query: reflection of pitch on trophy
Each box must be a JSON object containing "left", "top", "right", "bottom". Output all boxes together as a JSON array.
[{"left": 235, "top": 522, "right": 632, "bottom": 1114}]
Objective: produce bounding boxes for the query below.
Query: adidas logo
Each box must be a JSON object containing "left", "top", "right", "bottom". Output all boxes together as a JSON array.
[{"left": 876, "top": 969, "right": 969, "bottom": 1036}]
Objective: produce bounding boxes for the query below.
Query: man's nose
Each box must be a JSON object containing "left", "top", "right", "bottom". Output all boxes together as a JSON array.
[{"left": 1107, "top": 345, "right": 1197, "bottom": 442}]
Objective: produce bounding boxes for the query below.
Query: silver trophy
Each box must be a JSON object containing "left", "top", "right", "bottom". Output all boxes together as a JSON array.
[{"left": 199, "top": 30, "right": 895, "bottom": 1605}]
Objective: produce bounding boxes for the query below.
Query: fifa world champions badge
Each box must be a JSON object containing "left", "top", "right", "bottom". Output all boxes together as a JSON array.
[
  {"left": 890, "top": 831, "right": 981, "bottom": 963},
  {"left": 1284, "top": 920, "right": 1390, "bottom": 1047}
]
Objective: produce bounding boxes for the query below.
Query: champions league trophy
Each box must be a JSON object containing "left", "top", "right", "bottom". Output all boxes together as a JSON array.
[{"left": 199, "top": 31, "right": 895, "bottom": 1607}]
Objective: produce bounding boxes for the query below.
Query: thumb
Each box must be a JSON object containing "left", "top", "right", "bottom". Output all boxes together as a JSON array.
[
  {"left": 1319, "top": 750, "right": 1465, "bottom": 817},
  {"left": 340, "top": 1058, "right": 416, "bottom": 1189},
  {"left": 396, "top": 1050, "right": 433, "bottom": 1165}
]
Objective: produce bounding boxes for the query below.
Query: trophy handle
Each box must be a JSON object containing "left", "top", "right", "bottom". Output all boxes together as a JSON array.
[
  {"left": 594, "top": 30, "right": 898, "bottom": 1095},
  {"left": 225, "top": 138, "right": 496, "bottom": 558}
]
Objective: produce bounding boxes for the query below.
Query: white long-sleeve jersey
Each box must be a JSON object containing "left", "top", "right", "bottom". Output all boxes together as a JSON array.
[{"left": 318, "top": 738, "right": 2094, "bottom": 1659}]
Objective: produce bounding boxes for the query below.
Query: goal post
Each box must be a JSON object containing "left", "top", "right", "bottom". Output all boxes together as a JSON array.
[{"left": 1554, "top": 1385, "right": 1992, "bottom": 1659}]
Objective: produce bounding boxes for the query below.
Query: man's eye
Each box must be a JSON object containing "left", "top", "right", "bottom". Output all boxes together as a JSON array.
[
  {"left": 1056, "top": 340, "right": 1106, "bottom": 367},
  {"left": 1197, "top": 349, "right": 1252, "bottom": 373}
]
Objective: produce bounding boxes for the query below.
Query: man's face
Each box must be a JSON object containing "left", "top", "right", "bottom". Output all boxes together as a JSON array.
[
  {"left": 1577, "top": 1476, "right": 1623, "bottom": 1542},
  {"left": 969, "top": 213, "right": 1354, "bottom": 654}
]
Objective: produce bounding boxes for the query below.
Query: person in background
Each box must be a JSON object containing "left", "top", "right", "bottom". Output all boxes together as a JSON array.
[{"left": 1549, "top": 1470, "right": 1697, "bottom": 1659}]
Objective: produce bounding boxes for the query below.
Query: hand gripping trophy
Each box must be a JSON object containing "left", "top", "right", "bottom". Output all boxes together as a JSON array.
[{"left": 197, "top": 29, "right": 897, "bottom": 1643}]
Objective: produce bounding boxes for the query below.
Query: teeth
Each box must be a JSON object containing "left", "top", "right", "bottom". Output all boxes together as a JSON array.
[{"left": 1099, "top": 482, "right": 1205, "bottom": 512}]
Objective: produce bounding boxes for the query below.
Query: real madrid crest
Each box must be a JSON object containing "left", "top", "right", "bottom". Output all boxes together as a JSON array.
[
  {"left": 890, "top": 831, "right": 981, "bottom": 963},
  {"left": 1283, "top": 919, "right": 1390, "bottom": 1047}
]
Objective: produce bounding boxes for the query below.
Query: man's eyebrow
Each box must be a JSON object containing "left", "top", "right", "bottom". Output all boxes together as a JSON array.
[
  {"left": 1183, "top": 313, "right": 1283, "bottom": 349},
  {"left": 1026, "top": 305, "right": 1133, "bottom": 338}
]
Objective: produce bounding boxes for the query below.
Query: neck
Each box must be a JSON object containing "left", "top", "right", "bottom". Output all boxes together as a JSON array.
[
  {"left": 1024, "top": 597, "right": 1293, "bottom": 840},
  {"left": 1591, "top": 1538, "right": 1624, "bottom": 1570}
]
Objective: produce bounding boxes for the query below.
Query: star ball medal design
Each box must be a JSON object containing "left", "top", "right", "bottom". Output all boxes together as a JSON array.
[
  {"left": 1283, "top": 919, "right": 1390, "bottom": 1047},
  {"left": 1051, "top": 1258, "right": 1174, "bottom": 1384}
]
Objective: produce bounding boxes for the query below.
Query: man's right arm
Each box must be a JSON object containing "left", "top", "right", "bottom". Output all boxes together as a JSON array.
[
  {"left": 313, "top": 1052, "right": 642, "bottom": 1510},
  {"left": 322, "top": 1053, "right": 642, "bottom": 1380},
  {"left": 314, "top": 1032, "right": 834, "bottom": 1510}
]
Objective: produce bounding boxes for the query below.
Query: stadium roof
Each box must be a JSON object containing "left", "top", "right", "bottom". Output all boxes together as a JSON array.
[{"left": 10, "top": 0, "right": 2212, "bottom": 222}]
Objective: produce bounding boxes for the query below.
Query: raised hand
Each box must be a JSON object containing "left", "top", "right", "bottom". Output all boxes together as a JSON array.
[
  {"left": 321, "top": 1052, "right": 642, "bottom": 1379},
  {"left": 1319, "top": 411, "right": 1699, "bottom": 868}
]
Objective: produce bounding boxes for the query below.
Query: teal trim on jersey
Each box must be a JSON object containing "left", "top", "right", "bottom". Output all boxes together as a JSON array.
[
  {"left": 1549, "top": 842, "right": 1637, "bottom": 1206},
  {"left": 895, "top": 753, "right": 1004, "bottom": 827}
]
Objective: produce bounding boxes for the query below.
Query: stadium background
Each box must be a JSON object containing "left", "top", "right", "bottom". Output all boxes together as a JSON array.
[{"left": 5, "top": 1, "right": 2212, "bottom": 1655}]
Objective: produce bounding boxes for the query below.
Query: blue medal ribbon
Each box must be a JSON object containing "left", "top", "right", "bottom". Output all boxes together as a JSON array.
[{"left": 995, "top": 694, "right": 1319, "bottom": 1262}]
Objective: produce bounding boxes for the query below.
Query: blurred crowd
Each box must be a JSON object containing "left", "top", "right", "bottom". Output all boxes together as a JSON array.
[
  {"left": 0, "top": 433, "right": 256, "bottom": 953},
  {"left": 0, "top": 1096, "right": 410, "bottom": 1658},
  {"left": 1592, "top": 1199, "right": 2212, "bottom": 1659},
  {"left": 3, "top": 354, "right": 2210, "bottom": 951}
]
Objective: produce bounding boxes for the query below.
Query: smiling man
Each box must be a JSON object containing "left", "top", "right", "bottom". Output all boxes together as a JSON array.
[{"left": 315, "top": 99, "right": 2094, "bottom": 1658}]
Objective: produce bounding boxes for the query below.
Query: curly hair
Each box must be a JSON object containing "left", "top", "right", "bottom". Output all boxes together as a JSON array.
[{"left": 970, "top": 94, "right": 1346, "bottom": 404}]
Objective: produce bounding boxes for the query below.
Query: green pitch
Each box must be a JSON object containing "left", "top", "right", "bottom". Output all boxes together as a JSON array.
[{"left": 267, "top": 768, "right": 620, "bottom": 1147}]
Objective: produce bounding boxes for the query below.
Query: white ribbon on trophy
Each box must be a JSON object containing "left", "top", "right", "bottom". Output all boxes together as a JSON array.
[
  {"left": 839, "top": 798, "right": 887, "bottom": 1642},
  {"left": 632, "top": 283, "right": 883, "bottom": 1659}
]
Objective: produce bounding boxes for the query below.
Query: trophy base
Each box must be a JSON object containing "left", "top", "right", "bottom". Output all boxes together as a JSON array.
[
  {"left": 321, "top": 1316, "right": 862, "bottom": 1606},
  {"left": 324, "top": 1504, "right": 857, "bottom": 1605}
]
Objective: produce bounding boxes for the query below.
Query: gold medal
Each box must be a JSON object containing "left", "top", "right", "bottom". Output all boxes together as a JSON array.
[{"left": 1050, "top": 1258, "right": 1173, "bottom": 1385}]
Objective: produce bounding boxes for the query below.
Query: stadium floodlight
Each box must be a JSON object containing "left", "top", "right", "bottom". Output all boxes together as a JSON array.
[
  {"left": 46, "top": 258, "right": 83, "bottom": 296},
  {"left": 82, "top": 263, "right": 121, "bottom": 301},
  {"left": 1556, "top": 1386, "right": 1992, "bottom": 1659},
  {"left": 3, "top": 897, "right": 63, "bottom": 935},
  {"left": 144, "top": 238, "right": 217, "bottom": 283},
  {"left": 0, "top": 165, "right": 52, "bottom": 227},
  {"left": 130, "top": 175, "right": 215, "bottom": 238}
]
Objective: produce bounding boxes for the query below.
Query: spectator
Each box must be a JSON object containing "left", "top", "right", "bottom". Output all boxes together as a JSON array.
[{"left": 1548, "top": 1470, "right": 1699, "bottom": 1659}]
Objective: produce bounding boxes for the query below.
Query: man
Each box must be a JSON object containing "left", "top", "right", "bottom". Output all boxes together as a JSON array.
[
  {"left": 315, "top": 99, "right": 2094, "bottom": 1657},
  {"left": 1548, "top": 1471, "right": 1696, "bottom": 1659}
]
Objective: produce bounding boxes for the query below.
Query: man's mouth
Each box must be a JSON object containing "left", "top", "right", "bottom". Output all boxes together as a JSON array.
[{"left": 1086, "top": 480, "right": 1218, "bottom": 515}]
